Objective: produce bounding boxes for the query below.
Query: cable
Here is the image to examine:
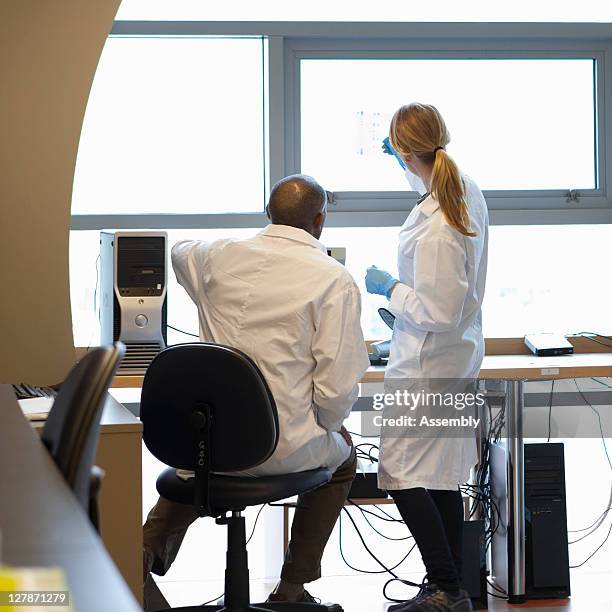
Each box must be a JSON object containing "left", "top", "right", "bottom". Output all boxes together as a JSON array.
[
  {"left": 487, "top": 578, "right": 508, "bottom": 596},
  {"left": 373, "top": 504, "right": 403, "bottom": 522},
  {"left": 355, "top": 442, "right": 379, "bottom": 455},
  {"left": 246, "top": 504, "right": 266, "bottom": 545},
  {"left": 574, "top": 379, "right": 612, "bottom": 471},
  {"left": 461, "top": 392, "right": 505, "bottom": 551},
  {"left": 338, "top": 512, "right": 415, "bottom": 575},
  {"left": 339, "top": 507, "right": 421, "bottom": 588},
  {"left": 569, "top": 507, "right": 612, "bottom": 534},
  {"left": 345, "top": 394, "right": 508, "bottom": 597},
  {"left": 592, "top": 377, "right": 612, "bottom": 390},
  {"left": 381, "top": 549, "right": 420, "bottom": 604},
  {"left": 354, "top": 442, "right": 380, "bottom": 465},
  {"left": 348, "top": 501, "right": 404, "bottom": 524},
  {"left": 353, "top": 504, "right": 413, "bottom": 540},
  {"left": 575, "top": 331, "right": 612, "bottom": 340},
  {"left": 564, "top": 379, "right": 612, "bottom": 567},
  {"left": 201, "top": 592, "right": 224, "bottom": 606},
  {"left": 569, "top": 507, "right": 612, "bottom": 545},
  {"left": 167, "top": 324, "right": 199, "bottom": 338},
  {"left": 575, "top": 333, "right": 612, "bottom": 349},
  {"left": 570, "top": 521, "right": 612, "bottom": 569}
]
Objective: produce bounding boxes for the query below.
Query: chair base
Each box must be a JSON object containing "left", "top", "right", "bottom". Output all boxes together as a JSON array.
[{"left": 150, "top": 513, "right": 336, "bottom": 612}]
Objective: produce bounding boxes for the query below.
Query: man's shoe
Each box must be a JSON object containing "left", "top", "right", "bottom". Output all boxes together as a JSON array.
[
  {"left": 387, "top": 583, "right": 436, "bottom": 611},
  {"left": 266, "top": 589, "right": 343, "bottom": 611},
  {"left": 388, "top": 585, "right": 472, "bottom": 612}
]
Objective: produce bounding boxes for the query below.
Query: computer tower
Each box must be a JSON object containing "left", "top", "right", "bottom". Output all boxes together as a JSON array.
[
  {"left": 490, "top": 442, "right": 570, "bottom": 599},
  {"left": 100, "top": 231, "right": 167, "bottom": 375},
  {"left": 462, "top": 519, "right": 488, "bottom": 609}
]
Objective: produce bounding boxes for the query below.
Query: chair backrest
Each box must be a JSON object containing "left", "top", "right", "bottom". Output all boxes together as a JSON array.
[
  {"left": 141, "top": 343, "right": 279, "bottom": 474},
  {"left": 41, "top": 343, "right": 125, "bottom": 510}
]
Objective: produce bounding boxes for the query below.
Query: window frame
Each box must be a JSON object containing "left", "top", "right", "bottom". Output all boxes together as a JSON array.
[
  {"left": 69, "top": 20, "right": 612, "bottom": 232},
  {"left": 286, "top": 41, "right": 609, "bottom": 220}
]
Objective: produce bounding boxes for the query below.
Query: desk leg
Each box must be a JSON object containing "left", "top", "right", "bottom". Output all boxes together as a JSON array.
[
  {"left": 506, "top": 380, "right": 526, "bottom": 603},
  {"left": 283, "top": 505, "right": 290, "bottom": 556}
]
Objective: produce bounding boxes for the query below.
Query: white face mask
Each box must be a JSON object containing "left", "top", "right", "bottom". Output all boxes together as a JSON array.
[{"left": 404, "top": 168, "right": 427, "bottom": 196}]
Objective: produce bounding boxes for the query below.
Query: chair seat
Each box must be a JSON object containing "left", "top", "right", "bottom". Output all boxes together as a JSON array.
[{"left": 157, "top": 467, "right": 332, "bottom": 512}]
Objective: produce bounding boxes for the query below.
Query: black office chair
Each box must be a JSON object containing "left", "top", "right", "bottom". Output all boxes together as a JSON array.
[
  {"left": 41, "top": 342, "right": 125, "bottom": 529},
  {"left": 141, "top": 343, "right": 333, "bottom": 612}
]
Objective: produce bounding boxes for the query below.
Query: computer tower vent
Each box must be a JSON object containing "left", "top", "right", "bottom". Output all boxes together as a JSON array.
[{"left": 118, "top": 342, "right": 163, "bottom": 375}]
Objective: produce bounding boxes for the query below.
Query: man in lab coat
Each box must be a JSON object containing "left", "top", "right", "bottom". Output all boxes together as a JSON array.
[{"left": 143, "top": 175, "right": 370, "bottom": 606}]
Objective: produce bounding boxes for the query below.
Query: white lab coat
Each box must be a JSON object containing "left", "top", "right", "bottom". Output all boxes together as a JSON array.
[
  {"left": 378, "top": 176, "right": 489, "bottom": 490},
  {"left": 172, "top": 224, "right": 370, "bottom": 477}
]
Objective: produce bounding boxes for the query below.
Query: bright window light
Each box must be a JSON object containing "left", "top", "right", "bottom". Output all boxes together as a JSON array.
[
  {"left": 72, "top": 37, "right": 266, "bottom": 215},
  {"left": 301, "top": 59, "right": 596, "bottom": 192},
  {"left": 70, "top": 225, "right": 612, "bottom": 346},
  {"left": 115, "top": 0, "right": 612, "bottom": 22}
]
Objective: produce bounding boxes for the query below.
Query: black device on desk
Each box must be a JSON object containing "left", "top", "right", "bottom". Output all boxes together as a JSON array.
[{"left": 369, "top": 307, "right": 395, "bottom": 365}]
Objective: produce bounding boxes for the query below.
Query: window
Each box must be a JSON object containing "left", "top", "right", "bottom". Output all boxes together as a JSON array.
[
  {"left": 300, "top": 58, "right": 596, "bottom": 192},
  {"left": 323, "top": 225, "right": 612, "bottom": 339},
  {"left": 70, "top": 225, "right": 612, "bottom": 347},
  {"left": 69, "top": 21, "right": 612, "bottom": 347},
  {"left": 115, "top": 0, "right": 612, "bottom": 23},
  {"left": 484, "top": 224, "right": 612, "bottom": 337},
  {"left": 72, "top": 36, "right": 266, "bottom": 215}
]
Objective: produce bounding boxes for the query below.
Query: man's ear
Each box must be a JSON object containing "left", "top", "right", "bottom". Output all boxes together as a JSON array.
[
  {"left": 314, "top": 210, "right": 326, "bottom": 231},
  {"left": 265, "top": 204, "right": 271, "bottom": 220}
]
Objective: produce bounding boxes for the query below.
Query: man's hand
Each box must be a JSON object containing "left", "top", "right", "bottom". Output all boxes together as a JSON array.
[{"left": 339, "top": 426, "right": 353, "bottom": 447}]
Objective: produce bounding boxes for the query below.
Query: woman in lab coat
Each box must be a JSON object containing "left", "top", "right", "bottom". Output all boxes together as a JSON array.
[{"left": 365, "top": 103, "right": 488, "bottom": 612}]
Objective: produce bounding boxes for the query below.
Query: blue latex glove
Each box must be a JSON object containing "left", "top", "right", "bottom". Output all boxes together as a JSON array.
[
  {"left": 382, "top": 136, "right": 407, "bottom": 170},
  {"left": 365, "top": 265, "right": 399, "bottom": 298}
]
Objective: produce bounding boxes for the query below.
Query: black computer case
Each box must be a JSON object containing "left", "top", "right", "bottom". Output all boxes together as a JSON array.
[
  {"left": 490, "top": 442, "right": 570, "bottom": 599},
  {"left": 462, "top": 519, "right": 488, "bottom": 609}
]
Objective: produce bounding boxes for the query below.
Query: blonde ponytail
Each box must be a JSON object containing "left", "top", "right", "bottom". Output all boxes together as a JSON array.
[
  {"left": 431, "top": 149, "right": 476, "bottom": 237},
  {"left": 390, "top": 103, "right": 476, "bottom": 237}
]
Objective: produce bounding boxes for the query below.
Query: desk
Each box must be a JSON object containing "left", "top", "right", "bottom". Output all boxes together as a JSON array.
[
  {"left": 363, "top": 352, "right": 612, "bottom": 382},
  {"left": 30, "top": 394, "right": 143, "bottom": 603},
  {"left": 0, "top": 385, "right": 141, "bottom": 612},
  {"left": 110, "top": 352, "right": 612, "bottom": 603},
  {"left": 363, "top": 352, "right": 612, "bottom": 603}
]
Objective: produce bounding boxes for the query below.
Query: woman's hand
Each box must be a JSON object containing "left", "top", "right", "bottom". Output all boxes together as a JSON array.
[
  {"left": 365, "top": 265, "right": 399, "bottom": 299},
  {"left": 382, "top": 137, "right": 407, "bottom": 170}
]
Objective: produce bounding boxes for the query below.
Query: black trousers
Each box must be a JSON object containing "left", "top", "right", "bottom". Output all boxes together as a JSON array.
[{"left": 389, "top": 487, "right": 464, "bottom": 594}]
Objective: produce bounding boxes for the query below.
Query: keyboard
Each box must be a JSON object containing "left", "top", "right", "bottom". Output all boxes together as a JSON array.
[{"left": 12, "top": 383, "right": 58, "bottom": 400}]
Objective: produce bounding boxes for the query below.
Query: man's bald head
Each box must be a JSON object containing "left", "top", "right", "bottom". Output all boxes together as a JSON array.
[{"left": 266, "top": 174, "right": 327, "bottom": 239}]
